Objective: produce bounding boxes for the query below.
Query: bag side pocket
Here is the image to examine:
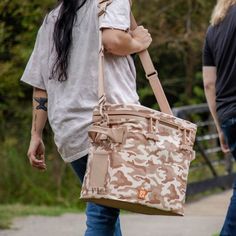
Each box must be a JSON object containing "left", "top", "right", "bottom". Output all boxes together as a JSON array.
[{"left": 90, "top": 150, "right": 109, "bottom": 188}]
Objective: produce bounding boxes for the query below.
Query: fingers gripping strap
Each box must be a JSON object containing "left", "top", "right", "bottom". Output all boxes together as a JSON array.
[{"left": 97, "top": 0, "right": 173, "bottom": 115}]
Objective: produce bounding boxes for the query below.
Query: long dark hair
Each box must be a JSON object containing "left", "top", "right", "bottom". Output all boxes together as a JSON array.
[{"left": 51, "top": 0, "right": 87, "bottom": 82}]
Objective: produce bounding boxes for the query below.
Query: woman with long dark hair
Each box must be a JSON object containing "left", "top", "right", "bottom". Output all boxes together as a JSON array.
[{"left": 20, "top": 0, "right": 151, "bottom": 235}]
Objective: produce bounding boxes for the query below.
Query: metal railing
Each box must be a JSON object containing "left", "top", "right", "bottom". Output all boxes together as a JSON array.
[{"left": 173, "top": 103, "right": 235, "bottom": 196}]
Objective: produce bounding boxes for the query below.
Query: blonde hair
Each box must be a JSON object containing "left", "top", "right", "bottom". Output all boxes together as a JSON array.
[{"left": 211, "top": 0, "right": 236, "bottom": 26}]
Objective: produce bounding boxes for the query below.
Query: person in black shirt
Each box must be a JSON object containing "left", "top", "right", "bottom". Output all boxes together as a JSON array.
[{"left": 203, "top": 0, "right": 236, "bottom": 235}]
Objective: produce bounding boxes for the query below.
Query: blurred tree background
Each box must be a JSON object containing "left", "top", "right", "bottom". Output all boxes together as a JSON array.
[{"left": 0, "top": 0, "right": 215, "bottom": 207}]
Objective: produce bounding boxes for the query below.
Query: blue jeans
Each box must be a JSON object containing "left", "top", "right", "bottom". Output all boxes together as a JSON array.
[
  {"left": 71, "top": 155, "right": 122, "bottom": 236},
  {"left": 220, "top": 117, "right": 236, "bottom": 236}
]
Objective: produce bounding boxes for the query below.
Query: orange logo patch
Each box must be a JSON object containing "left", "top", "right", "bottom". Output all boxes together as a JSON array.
[{"left": 138, "top": 189, "right": 148, "bottom": 199}]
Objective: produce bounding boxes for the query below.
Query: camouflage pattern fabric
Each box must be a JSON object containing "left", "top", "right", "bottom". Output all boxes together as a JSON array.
[{"left": 81, "top": 104, "right": 197, "bottom": 216}]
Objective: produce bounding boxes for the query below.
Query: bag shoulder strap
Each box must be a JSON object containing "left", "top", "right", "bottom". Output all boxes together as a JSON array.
[
  {"left": 130, "top": 14, "right": 173, "bottom": 115},
  {"left": 98, "top": 0, "right": 173, "bottom": 115}
]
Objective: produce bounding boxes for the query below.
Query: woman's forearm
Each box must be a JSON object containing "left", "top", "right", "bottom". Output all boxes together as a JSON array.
[
  {"left": 102, "top": 26, "right": 151, "bottom": 56},
  {"left": 203, "top": 66, "right": 221, "bottom": 132},
  {"left": 204, "top": 85, "right": 221, "bottom": 131},
  {"left": 31, "top": 88, "right": 48, "bottom": 137},
  {"left": 102, "top": 29, "right": 142, "bottom": 56}
]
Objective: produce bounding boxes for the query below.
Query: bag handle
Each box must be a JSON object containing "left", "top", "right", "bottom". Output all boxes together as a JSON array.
[{"left": 98, "top": 0, "right": 173, "bottom": 116}]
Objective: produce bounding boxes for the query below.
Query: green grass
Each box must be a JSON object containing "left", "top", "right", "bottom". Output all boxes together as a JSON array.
[
  {"left": 212, "top": 234, "right": 219, "bottom": 236},
  {"left": 0, "top": 204, "right": 82, "bottom": 230}
]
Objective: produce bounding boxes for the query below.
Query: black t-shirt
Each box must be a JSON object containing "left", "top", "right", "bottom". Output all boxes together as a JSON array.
[{"left": 203, "top": 5, "right": 236, "bottom": 123}]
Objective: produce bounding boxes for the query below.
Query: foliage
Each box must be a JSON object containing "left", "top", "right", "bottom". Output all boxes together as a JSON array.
[
  {"left": 0, "top": 0, "right": 216, "bottom": 205},
  {"left": 134, "top": 0, "right": 215, "bottom": 106}
]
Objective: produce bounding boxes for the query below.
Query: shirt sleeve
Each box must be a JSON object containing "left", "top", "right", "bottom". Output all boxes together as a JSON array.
[
  {"left": 100, "top": 0, "right": 131, "bottom": 31},
  {"left": 203, "top": 27, "right": 215, "bottom": 66},
  {"left": 20, "top": 17, "right": 51, "bottom": 90}
]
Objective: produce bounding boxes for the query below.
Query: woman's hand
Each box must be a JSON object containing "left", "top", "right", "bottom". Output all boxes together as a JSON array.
[
  {"left": 27, "top": 134, "right": 47, "bottom": 170},
  {"left": 130, "top": 26, "right": 152, "bottom": 52},
  {"left": 218, "top": 131, "right": 230, "bottom": 154}
]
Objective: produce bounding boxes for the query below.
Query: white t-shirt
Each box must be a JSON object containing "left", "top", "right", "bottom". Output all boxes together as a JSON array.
[{"left": 20, "top": 0, "right": 139, "bottom": 162}]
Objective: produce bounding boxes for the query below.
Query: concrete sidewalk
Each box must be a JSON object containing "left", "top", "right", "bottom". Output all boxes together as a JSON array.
[{"left": 0, "top": 190, "right": 232, "bottom": 236}]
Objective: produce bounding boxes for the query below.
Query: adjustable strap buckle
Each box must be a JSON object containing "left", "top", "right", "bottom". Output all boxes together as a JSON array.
[
  {"left": 146, "top": 70, "right": 158, "bottom": 81},
  {"left": 98, "top": 94, "right": 108, "bottom": 119},
  {"left": 98, "top": 0, "right": 112, "bottom": 17}
]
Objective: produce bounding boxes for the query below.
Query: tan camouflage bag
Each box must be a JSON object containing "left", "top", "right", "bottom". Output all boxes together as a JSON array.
[{"left": 80, "top": 0, "right": 197, "bottom": 216}]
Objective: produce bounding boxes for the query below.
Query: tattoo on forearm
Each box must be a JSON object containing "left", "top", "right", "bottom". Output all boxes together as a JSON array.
[{"left": 34, "top": 97, "right": 48, "bottom": 111}]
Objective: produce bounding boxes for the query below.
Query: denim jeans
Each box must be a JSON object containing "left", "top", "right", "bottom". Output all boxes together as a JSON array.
[
  {"left": 71, "top": 155, "right": 122, "bottom": 236},
  {"left": 220, "top": 117, "right": 236, "bottom": 236}
]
